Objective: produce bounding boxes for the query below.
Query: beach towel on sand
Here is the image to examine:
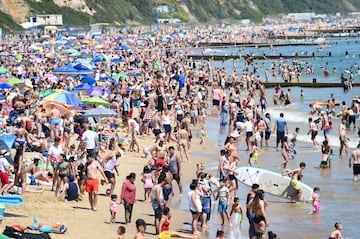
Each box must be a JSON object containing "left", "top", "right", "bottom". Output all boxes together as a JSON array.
[{"left": 3, "top": 226, "right": 51, "bottom": 239}]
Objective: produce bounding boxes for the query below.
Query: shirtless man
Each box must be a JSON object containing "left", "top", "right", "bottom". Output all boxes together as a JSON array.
[
  {"left": 178, "top": 125, "right": 190, "bottom": 162},
  {"left": 167, "top": 146, "right": 183, "bottom": 195},
  {"left": 151, "top": 112, "right": 162, "bottom": 142},
  {"left": 162, "top": 165, "right": 173, "bottom": 206},
  {"left": 321, "top": 112, "right": 331, "bottom": 141},
  {"left": 339, "top": 119, "right": 349, "bottom": 157},
  {"left": 150, "top": 138, "right": 167, "bottom": 160},
  {"left": 283, "top": 162, "right": 306, "bottom": 203},
  {"left": 349, "top": 143, "right": 360, "bottom": 182},
  {"left": 49, "top": 105, "right": 61, "bottom": 141},
  {"left": 181, "top": 112, "right": 192, "bottom": 150},
  {"left": 255, "top": 117, "right": 267, "bottom": 148},
  {"left": 85, "top": 154, "right": 108, "bottom": 211},
  {"left": 307, "top": 118, "right": 319, "bottom": 147}
]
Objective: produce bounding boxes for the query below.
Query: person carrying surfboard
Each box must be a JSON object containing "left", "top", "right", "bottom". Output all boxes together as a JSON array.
[{"left": 283, "top": 162, "right": 306, "bottom": 203}]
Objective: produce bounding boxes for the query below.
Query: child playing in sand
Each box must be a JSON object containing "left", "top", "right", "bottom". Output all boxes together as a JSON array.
[
  {"left": 229, "top": 197, "right": 245, "bottom": 227},
  {"left": 110, "top": 194, "right": 118, "bottom": 223},
  {"left": 328, "top": 223, "right": 343, "bottom": 239},
  {"left": 310, "top": 187, "right": 320, "bottom": 214},
  {"left": 114, "top": 226, "right": 125, "bottom": 239},
  {"left": 141, "top": 166, "right": 153, "bottom": 202},
  {"left": 248, "top": 141, "right": 259, "bottom": 166},
  {"left": 141, "top": 146, "right": 150, "bottom": 158}
]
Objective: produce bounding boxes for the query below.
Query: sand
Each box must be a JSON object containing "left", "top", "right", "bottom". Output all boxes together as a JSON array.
[{"left": 0, "top": 128, "right": 218, "bottom": 239}]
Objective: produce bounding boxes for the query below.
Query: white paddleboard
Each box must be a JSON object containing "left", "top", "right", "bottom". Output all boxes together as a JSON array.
[{"left": 235, "top": 166, "right": 313, "bottom": 202}]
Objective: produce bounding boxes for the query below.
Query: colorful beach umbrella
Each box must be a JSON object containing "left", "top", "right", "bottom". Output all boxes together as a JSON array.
[
  {"left": 0, "top": 67, "right": 9, "bottom": 75},
  {"left": 61, "top": 48, "right": 80, "bottom": 55},
  {"left": 37, "top": 89, "right": 57, "bottom": 98},
  {"left": 43, "top": 91, "right": 85, "bottom": 106},
  {"left": 53, "top": 65, "right": 93, "bottom": 75},
  {"left": 74, "top": 83, "right": 91, "bottom": 90},
  {"left": 0, "top": 83, "right": 12, "bottom": 90},
  {"left": 112, "top": 72, "right": 128, "bottom": 80},
  {"left": 84, "top": 106, "right": 117, "bottom": 117},
  {"left": 6, "top": 77, "right": 22, "bottom": 85},
  {"left": 43, "top": 101, "right": 71, "bottom": 114},
  {"left": 87, "top": 86, "right": 112, "bottom": 96},
  {"left": 81, "top": 96, "right": 110, "bottom": 106},
  {"left": 81, "top": 76, "right": 96, "bottom": 85}
]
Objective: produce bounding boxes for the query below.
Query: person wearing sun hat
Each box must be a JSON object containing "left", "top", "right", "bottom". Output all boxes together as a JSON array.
[{"left": 0, "top": 149, "right": 11, "bottom": 194}]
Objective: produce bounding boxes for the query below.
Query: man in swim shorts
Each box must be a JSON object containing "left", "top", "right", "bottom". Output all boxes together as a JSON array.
[
  {"left": 349, "top": 143, "right": 360, "bottom": 182},
  {"left": 49, "top": 105, "right": 61, "bottom": 141},
  {"left": 85, "top": 154, "right": 108, "bottom": 211},
  {"left": 284, "top": 162, "right": 306, "bottom": 203}
]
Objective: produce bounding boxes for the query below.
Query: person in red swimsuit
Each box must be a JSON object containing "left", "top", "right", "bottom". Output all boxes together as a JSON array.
[{"left": 159, "top": 207, "right": 196, "bottom": 238}]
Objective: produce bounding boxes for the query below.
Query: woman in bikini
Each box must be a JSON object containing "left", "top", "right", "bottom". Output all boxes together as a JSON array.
[{"left": 248, "top": 190, "right": 269, "bottom": 239}]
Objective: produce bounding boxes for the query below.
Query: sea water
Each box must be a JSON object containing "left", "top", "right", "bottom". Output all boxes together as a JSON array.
[{"left": 168, "top": 39, "right": 359, "bottom": 238}]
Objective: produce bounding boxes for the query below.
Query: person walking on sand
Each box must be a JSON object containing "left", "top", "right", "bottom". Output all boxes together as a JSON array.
[
  {"left": 339, "top": 119, "right": 349, "bottom": 157},
  {"left": 102, "top": 150, "right": 122, "bottom": 196},
  {"left": 328, "top": 223, "right": 344, "bottom": 239},
  {"left": 283, "top": 162, "right": 306, "bottom": 203},
  {"left": 167, "top": 146, "right": 183, "bottom": 196},
  {"left": 178, "top": 124, "right": 190, "bottom": 162},
  {"left": 349, "top": 143, "right": 360, "bottom": 182},
  {"left": 120, "top": 173, "right": 137, "bottom": 225},
  {"left": 85, "top": 154, "right": 108, "bottom": 211},
  {"left": 152, "top": 173, "right": 166, "bottom": 235}
]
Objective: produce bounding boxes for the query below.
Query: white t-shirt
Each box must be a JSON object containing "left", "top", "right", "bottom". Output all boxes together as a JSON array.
[
  {"left": 82, "top": 130, "right": 98, "bottom": 150},
  {"left": 244, "top": 120, "right": 253, "bottom": 133},
  {"left": 48, "top": 145, "right": 63, "bottom": 163},
  {"left": 0, "top": 157, "right": 9, "bottom": 172}
]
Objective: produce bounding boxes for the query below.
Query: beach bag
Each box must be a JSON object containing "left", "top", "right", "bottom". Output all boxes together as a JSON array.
[{"left": 3, "top": 226, "right": 22, "bottom": 238}]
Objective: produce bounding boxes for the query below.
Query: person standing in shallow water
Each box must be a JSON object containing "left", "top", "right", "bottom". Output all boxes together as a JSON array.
[
  {"left": 349, "top": 143, "right": 360, "bottom": 182},
  {"left": 247, "top": 190, "right": 269, "bottom": 239}
]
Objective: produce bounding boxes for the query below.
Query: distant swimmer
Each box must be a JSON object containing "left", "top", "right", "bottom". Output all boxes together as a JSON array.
[
  {"left": 328, "top": 222, "right": 344, "bottom": 239},
  {"left": 349, "top": 143, "right": 360, "bottom": 182}
]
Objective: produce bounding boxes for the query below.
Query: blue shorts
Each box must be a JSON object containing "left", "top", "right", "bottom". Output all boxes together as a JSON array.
[
  {"left": 163, "top": 187, "right": 172, "bottom": 201},
  {"left": 50, "top": 118, "right": 60, "bottom": 126},
  {"left": 217, "top": 203, "right": 228, "bottom": 213},
  {"left": 202, "top": 196, "right": 211, "bottom": 213},
  {"left": 163, "top": 124, "right": 171, "bottom": 133}
]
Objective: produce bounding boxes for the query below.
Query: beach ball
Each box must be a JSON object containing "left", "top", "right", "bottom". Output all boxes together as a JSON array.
[{"left": 106, "top": 189, "right": 111, "bottom": 196}]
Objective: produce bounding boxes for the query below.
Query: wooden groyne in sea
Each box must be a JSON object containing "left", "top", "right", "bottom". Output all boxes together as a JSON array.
[
  {"left": 195, "top": 41, "right": 326, "bottom": 48},
  {"left": 188, "top": 54, "right": 328, "bottom": 61},
  {"left": 263, "top": 82, "right": 360, "bottom": 88}
]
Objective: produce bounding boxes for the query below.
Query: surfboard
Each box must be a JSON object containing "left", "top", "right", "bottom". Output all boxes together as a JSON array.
[{"left": 234, "top": 166, "right": 313, "bottom": 202}]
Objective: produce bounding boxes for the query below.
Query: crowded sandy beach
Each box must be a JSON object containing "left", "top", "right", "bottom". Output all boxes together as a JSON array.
[{"left": 0, "top": 22, "right": 358, "bottom": 239}]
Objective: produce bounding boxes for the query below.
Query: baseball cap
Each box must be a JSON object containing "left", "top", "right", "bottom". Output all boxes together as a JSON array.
[{"left": 135, "top": 219, "right": 146, "bottom": 229}]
